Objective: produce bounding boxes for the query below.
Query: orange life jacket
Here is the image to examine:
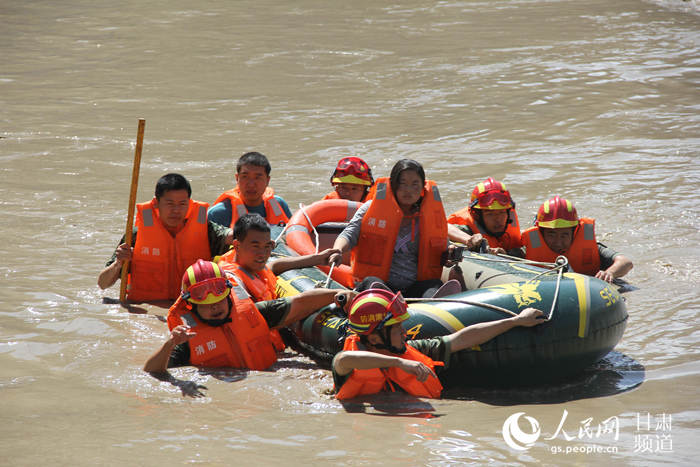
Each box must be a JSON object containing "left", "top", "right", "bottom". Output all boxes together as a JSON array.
[
  {"left": 166, "top": 281, "right": 278, "bottom": 370},
  {"left": 522, "top": 218, "right": 601, "bottom": 275},
  {"left": 322, "top": 190, "right": 369, "bottom": 202},
  {"left": 128, "top": 198, "right": 210, "bottom": 302},
  {"left": 447, "top": 208, "right": 522, "bottom": 250},
  {"left": 217, "top": 252, "right": 285, "bottom": 351},
  {"left": 351, "top": 177, "right": 447, "bottom": 283},
  {"left": 335, "top": 334, "right": 444, "bottom": 400},
  {"left": 213, "top": 186, "right": 289, "bottom": 227},
  {"left": 322, "top": 190, "right": 341, "bottom": 200}
]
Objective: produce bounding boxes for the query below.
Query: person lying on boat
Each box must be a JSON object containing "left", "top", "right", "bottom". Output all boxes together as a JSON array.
[
  {"left": 332, "top": 288, "right": 545, "bottom": 400},
  {"left": 447, "top": 177, "right": 525, "bottom": 257},
  {"left": 321, "top": 156, "right": 374, "bottom": 202},
  {"left": 327, "top": 159, "right": 459, "bottom": 298},
  {"left": 522, "top": 196, "right": 633, "bottom": 283},
  {"left": 143, "top": 259, "right": 355, "bottom": 372},
  {"left": 97, "top": 173, "right": 233, "bottom": 303},
  {"left": 209, "top": 151, "right": 292, "bottom": 228}
]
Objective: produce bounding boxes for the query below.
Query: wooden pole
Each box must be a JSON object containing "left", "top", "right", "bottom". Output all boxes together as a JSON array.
[{"left": 119, "top": 118, "right": 146, "bottom": 302}]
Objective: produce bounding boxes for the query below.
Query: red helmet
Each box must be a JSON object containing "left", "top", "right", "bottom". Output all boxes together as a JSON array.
[
  {"left": 331, "top": 157, "right": 373, "bottom": 186},
  {"left": 181, "top": 259, "right": 232, "bottom": 305},
  {"left": 347, "top": 289, "right": 410, "bottom": 335},
  {"left": 535, "top": 196, "right": 579, "bottom": 229},
  {"left": 469, "top": 177, "right": 514, "bottom": 210}
]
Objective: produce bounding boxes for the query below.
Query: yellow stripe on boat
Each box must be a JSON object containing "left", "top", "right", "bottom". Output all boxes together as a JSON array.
[
  {"left": 409, "top": 303, "right": 464, "bottom": 333},
  {"left": 275, "top": 276, "right": 304, "bottom": 297},
  {"left": 566, "top": 273, "right": 590, "bottom": 338}
]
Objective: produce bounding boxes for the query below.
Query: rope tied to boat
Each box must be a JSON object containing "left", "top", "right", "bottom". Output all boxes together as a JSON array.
[
  {"left": 405, "top": 255, "right": 569, "bottom": 322},
  {"left": 404, "top": 296, "right": 520, "bottom": 317},
  {"left": 296, "top": 203, "right": 320, "bottom": 254}
]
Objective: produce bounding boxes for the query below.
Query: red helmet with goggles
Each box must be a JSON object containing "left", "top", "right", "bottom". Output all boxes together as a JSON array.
[
  {"left": 331, "top": 157, "right": 374, "bottom": 187},
  {"left": 469, "top": 177, "right": 514, "bottom": 210},
  {"left": 535, "top": 196, "right": 579, "bottom": 229},
  {"left": 347, "top": 289, "right": 410, "bottom": 335},
  {"left": 181, "top": 259, "right": 232, "bottom": 305}
]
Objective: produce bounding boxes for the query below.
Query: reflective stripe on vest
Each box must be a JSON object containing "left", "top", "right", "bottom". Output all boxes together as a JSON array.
[{"left": 268, "top": 197, "right": 283, "bottom": 217}]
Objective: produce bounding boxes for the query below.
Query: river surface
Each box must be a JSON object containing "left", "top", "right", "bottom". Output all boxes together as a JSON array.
[{"left": 1, "top": 0, "right": 698, "bottom": 465}]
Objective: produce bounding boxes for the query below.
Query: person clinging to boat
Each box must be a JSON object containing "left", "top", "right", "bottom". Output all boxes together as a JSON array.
[
  {"left": 522, "top": 196, "right": 633, "bottom": 283},
  {"left": 143, "top": 259, "right": 355, "bottom": 372},
  {"left": 321, "top": 156, "right": 374, "bottom": 202},
  {"left": 217, "top": 213, "right": 340, "bottom": 350},
  {"left": 97, "top": 173, "right": 233, "bottom": 303},
  {"left": 327, "top": 159, "right": 459, "bottom": 298},
  {"left": 447, "top": 177, "right": 524, "bottom": 257},
  {"left": 332, "top": 288, "right": 545, "bottom": 399},
  {"left": 209, "top": 151, "right": 292, "bottom": 228}
]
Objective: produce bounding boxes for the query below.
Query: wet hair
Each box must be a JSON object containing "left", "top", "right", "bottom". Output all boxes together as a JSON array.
[
  {"left": 236, "top": 152, "right": 271, "bottom": 175},
  {"left": 389, "top": 159, "right": 426, "bottom": 196},
  {"left": 155, "top": 173, "right": 192, "bottom": 200},
  {"left": 233, "top": 213, "right": 270, "bottom": 242}
]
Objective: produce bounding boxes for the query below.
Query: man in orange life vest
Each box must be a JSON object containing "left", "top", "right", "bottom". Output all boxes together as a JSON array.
[
  {"left": 321, "top": 156, "right": 374, "bottom": 202},
  {"left": 447, "top": 177, "right": 524, "bottom": 257},
  {"left": 209, "top": 151, "right": 292, "bottom": 228},
  {"left": 522, "top": 196, "right": 633, "bottom": 283},
  {"left": 144, "top": 259, "right": 355, "bottom": 372},
  {"left": 332, "top": 288, "right": 545, "bottom": 399},
  {"left": 217, "top": 213, "right": 339, "bottom": 351},
  {"left": 97, "top": 173, "right": 233, "bottom": 303}
]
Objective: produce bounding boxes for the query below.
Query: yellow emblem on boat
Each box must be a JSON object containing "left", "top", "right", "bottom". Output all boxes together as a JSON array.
[{"left": 487, "top": 281, "right": 542, "bottom": 307}]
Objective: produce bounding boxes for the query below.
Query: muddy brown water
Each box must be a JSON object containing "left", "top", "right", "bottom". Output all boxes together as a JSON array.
[{"left": 1, "top": 0, "right": 698, "bottom": 465}]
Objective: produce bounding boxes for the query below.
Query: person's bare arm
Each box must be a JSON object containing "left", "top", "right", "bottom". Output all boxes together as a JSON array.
[
  {"left": 596, "top": 255, "right": 633, "bottom": 283},
  {"left": 97, "top": 243, "right": 132, "bottom": 289},
  {"left": 447, "top": 224, "right": 485, "bottom": 251},
  {"left": 447, "top": 307, "right": 545, "bottom": 353},
  {"left": 278, "top": 289, "right": 355, "bottom": 328},
  {"left": 333, "top": 350, "right": 435, "bottom": 381},
  {"left": 270, "top": 248, "right": 341, "bottom": 275},
  {"left": 143, "top": 325, "right": 196, "bottom": 373}
]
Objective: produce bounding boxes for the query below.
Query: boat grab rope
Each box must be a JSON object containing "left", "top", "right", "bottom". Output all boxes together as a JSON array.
[
  {"left": 272, "top": 202, "right": 318, "bottom": 247},
  {"left": 405, "top": 255, "right": 569, "bottom": 323},
  {"left": 297, "top": 203, "right": 320, "bottom": 254},
  {"left": 405, "top": 297, "right": 519, "bottom": 318},
  {"left": 272, "top": 203, "right": 320, "bottom": 255}
]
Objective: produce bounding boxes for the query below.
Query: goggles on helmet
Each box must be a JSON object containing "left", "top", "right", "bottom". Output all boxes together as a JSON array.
[
  {"left": 331, "top": 157, "right": 373, "bottom": 186},
  {"left": 470, "top": 190, "right": 513, "bottom": 210},
  {"left": 347, "top": 289, "right": 409, "bottom": 335},
  {"left": 182, "top": 277, "right": 232, "bottom": 305}
]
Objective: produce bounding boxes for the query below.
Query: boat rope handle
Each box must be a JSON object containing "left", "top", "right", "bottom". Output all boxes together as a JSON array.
[
  {"left": 404, "top": 297, "right": 519, "bottom": 317},
  {"left": 546, "top": 256, "right": 567, "bottom": 321},
  {"left": 297, "top": 203, "right": 320, "bottom": 254},
  {"left": 273, "top": 221, "right": 291, "bottom": 245},
  {"left": 323, "top": 262, "right": 336, "bottom": 288}
]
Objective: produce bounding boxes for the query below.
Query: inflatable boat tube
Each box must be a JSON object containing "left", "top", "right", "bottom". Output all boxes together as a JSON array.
[
  {"left": 284, "top": 199, "right": 361, "bottom": 288},
  {"left": 272, "top": 234, "right": 628, "bottom": 387}
]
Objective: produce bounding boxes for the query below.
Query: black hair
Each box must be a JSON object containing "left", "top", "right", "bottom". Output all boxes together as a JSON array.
[
  {"left": 155, "top": 173, "right": 192, "bottom": 200},
  {"left": 233, "top": 213, "right": 270, "bottom": 242},
  {"left": 237, "top": 152, "right": 271, "bottom": 175},
  {"left": 389, "top": 159, "right": 425, "bottom": 195},
  {"left": 389, "top": 159, "right": 426, "bottom": 213}
]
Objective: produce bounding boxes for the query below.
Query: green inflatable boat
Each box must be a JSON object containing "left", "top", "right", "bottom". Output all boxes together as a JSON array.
[{"left": 273, "top": 226, "right": 628, "bottom": 387}]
